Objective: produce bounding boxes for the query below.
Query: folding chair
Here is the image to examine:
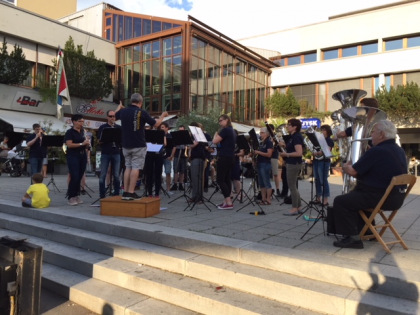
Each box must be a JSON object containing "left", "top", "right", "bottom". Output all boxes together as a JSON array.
[{"left": 359, "top": 174, "right": 417, "bottom": 253}]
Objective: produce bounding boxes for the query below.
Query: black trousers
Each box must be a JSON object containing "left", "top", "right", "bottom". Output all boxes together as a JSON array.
[
  {"left": 216, "top": 156, "right": 235, "bottom": 198},
  {"left": 144, "top": 154, "right": 163, "bottom": 196},
  {"left": 331, "top": 185, "right": 405, "bottom": 236}
]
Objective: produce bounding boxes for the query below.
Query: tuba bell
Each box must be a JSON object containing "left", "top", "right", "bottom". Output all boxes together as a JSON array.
[
  {"left": 332, "top": 89, "right": 367, "bottom": 162},
  {"left": 333, "top": 92, "right": 387, "bottom": 193}
]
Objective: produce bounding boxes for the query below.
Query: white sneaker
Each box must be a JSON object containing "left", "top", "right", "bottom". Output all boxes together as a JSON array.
[
  {"left": 68, "top": 197, "right": 78, "bottom": 206},
  {"left": 75, "top": 196, "right": 84, "bottom": 204}
]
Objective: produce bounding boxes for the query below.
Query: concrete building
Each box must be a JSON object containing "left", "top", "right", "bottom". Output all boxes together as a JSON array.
[
  {"left": 0, "top": 1, "right": 116, "bottom": 133},
  {"left": 237, "top": 0, "right": 420, "bottom": 155},
  {"left": 1, "top": 0, "right": 77, "bottom": 19}
]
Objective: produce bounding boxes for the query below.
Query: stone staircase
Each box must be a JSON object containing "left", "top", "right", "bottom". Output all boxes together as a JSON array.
[{"left": 0, "top": 203, "right": 418, "bottom": 315}]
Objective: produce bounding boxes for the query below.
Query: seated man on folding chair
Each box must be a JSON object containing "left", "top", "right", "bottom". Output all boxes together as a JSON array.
[{"left": 329, "top": 120, "right": 407, "bottom": 249}]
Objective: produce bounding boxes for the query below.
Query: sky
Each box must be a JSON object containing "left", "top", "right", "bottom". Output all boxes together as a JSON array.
[{"left": 77, "top": 0, "right": 401, "bottom": 40}]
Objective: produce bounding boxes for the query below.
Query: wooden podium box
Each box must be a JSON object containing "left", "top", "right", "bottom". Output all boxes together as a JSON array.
[{"left": 100, "top": 196, "right": 160, "bottom": 218}]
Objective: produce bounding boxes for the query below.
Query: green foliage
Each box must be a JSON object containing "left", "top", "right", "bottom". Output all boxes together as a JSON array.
[
  {"left": 64, "top": 37, "right": 113, "bottom": 100},
  {"left": 0, "top": 39, "right": 30, "bottom": 85},
  {"left": 376, "top": 82, "right": 420, "bottom": 122},
  {"left": 265, "top": 89, "right": 300, "bottom": 118},
  {"left": 39, "top": 36, "right": 113, "bottom": 103},
  {"left": 265, "top": 89, "right": 331, "bottom": 122},
  {"left": 303, "top": 106, "right": 332, "bottom": 121},
  {"left": 176, "top": 109, "right": 221, "bottom": 136}
]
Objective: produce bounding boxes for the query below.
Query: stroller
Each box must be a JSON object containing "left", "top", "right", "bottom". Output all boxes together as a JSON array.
[{"left": 0, "top": 150, "right": 24, "bottom": 177}]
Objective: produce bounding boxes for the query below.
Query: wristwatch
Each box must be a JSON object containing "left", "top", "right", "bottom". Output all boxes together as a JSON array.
[{"left": 79, "top": 143, "right": 83, "bottom": 146}]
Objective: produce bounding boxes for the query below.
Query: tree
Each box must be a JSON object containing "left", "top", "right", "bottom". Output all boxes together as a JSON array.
[
  {"left": 265, "top": 89, "right": 300, "bottom": 118},
  {"left": 39, "top": 36, "right": 113, "bottom": 103},
  {"left": 176, "top": 109, "right": 221, "bottom": 136},
  {"left": 376, "top": 82, "right": 420, "bottom": 123},
  {"left": 0, "top": 39, "right": 30, "bottom": 85},
  {"left": 63, "top": 37, "right": 113, "bottom": 100}
]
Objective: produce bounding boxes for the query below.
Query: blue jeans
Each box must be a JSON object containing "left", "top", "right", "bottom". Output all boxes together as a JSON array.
[
  {"left": 99, "top": 153, "right": 121, "bottom": 198},
  {"left": 29, "top": 157, "right": 43, "bottom": 176},
  {"left": 257, "top": 162, "right": 272, "bottom": 188},
  {"left": 313, "top": 159, "right": 331, "bottom": 199},
  {"left": 67, "top": 153, "right": 87, "bottom": 199}
]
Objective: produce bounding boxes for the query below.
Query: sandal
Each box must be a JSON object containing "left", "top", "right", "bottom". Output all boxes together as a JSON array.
[{"left": 258, "top": 200, "right": 269, "bottom": 205}]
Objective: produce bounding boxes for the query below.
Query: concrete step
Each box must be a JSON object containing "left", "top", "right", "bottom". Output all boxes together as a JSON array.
[
  {"left": 42, "top": 264, "right": 199, "bottom": 315},
  {"left": 0, "top": 209, "right": 418, "bottom": 314},
  {"left": 1, "top": 204, "right": 419, "bottom": 298},
  {"left": 0, "top": 204, "right": 418, "bottom": 314},
  {"left": 0, "top": 229, "right": 318, "bottom": 315}
]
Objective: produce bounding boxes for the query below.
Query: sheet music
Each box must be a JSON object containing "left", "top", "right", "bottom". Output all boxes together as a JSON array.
[
  {"left": 188, "top": 126, "right": 208, "bottom": 143},
  {"left": 147, "top": 143, "right": 163, "bottom": 153},
  {"left": 315, "top": 131, "right": 333, "bottom": 158}
]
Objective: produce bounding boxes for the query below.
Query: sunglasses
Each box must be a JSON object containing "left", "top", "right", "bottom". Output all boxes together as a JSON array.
[{"left": 108, "top": 115, "right": 115, "bottom": 118}]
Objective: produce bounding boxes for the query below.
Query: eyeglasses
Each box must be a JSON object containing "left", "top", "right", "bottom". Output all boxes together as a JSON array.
[
  {"left": 108, "top": 115, "right": 115, "bottom": 118},
  {"left": 77, "top": 120, "right": 85, "bottom": 123},
  {"left": 218, "top": 119, "right": 225, "bottom": 123}
]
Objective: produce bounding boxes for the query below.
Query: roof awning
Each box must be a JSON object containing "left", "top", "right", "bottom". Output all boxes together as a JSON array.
[
  {"left": 0, "top": 110, "right": 68, "bottom": 133},
  {"left": 232, "top": 122, "right": 260, "bottom": 134}
]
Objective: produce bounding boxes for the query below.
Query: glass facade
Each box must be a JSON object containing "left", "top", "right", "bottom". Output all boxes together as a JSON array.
[
  {"left": 190, "top": 37, "right": 268, "bottom": 123},
  {"left": 118, "top": 34, "right": 183, "bottom": 112},
  {"left": 105, "top": 10, "right": 182, "bottom": 42},
  {"left": 113, "top": 13, "right": 271, "bottom": 122}
]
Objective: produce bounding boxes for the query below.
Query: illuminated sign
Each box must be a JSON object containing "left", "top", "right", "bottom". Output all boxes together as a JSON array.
[{"left": 300, "top": 118, "right": 321, "bottom": 130}]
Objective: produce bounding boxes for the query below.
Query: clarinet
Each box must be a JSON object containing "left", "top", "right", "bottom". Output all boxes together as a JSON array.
[{"left": 264, "top": 121, "right": 285, "bottom": 153}]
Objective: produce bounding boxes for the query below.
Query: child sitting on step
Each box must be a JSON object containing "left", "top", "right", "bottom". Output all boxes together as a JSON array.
[{"left": 22, "top": 173, "right": 51, "bottom": 208}]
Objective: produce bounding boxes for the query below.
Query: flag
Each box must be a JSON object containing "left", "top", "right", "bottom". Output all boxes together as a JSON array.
[{"left": 56, "top": 49, "right": 71, "bottom": 119}]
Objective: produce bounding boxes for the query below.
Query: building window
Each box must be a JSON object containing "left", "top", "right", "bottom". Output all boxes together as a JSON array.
[
  {"left": 134, "top": 18, "right": 142, "bottom": 37},
  {"left": 408, "top": 36, "right": 420, "bottom": 48},
  {"left": 361, "top": 42, "right": 378, "bottom": 54},
  {"left": 124, "top": 16, "right": 132, "bottom": 41},
  {"left": 342, "top": 46, "right": 357, "bottom": 57},
  {"left": 152, "top": 20, "right": 162, "bottom": 33},
  {"left": 288, "top": 56, "right": 301, "bottom": 66},
  {"left": 304, "top": 53, "right": 316, "bottom": 63},
  {"left": 323, "top": 49, "right": 338, "bottom": 60},
  {"left": 385, "top": 38, "right": 403, "bottom": 51},
  {"left": 143, "top": 20, "right": 151, "bottom": 36}
]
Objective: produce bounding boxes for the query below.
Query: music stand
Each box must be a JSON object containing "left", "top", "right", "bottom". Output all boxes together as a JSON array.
[
  {"left": 91, "top": 127, "right": 122, "bottom": 205},
  {"left": 168, "top": 130, "right": 194, "bottom": 205},
  {"left": 232, "top": 135, "right": 253, "bottom": 204},
  {"left": 236, "top": 130, "right": 264, "bottom": 214},
  {"left": 299, "top": 130, "right": 331, "bottom": 239},
  {"left": 42, "top": 135, "right": 64, "bottom": 193}
]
